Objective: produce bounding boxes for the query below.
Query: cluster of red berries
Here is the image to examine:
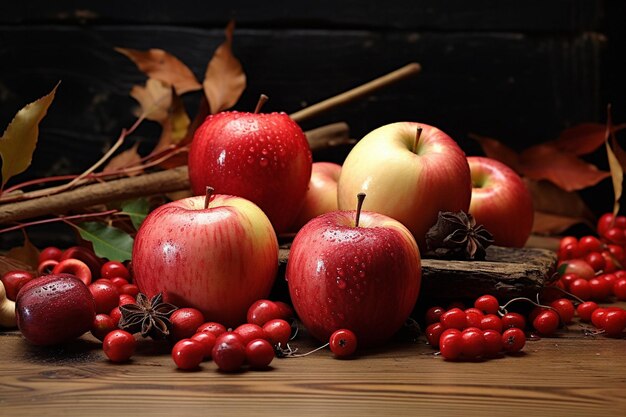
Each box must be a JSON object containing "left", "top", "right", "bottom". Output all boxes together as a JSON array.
[{"left": 424, "top": 295, "right": 527, "bottom": 360}]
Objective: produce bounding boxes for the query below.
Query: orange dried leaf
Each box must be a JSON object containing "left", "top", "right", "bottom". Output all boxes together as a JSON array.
[
  {"left": 6, "top": 231, "right": 40, "bottom": 271},
  {"left": 524, "top": 179, "right": 595, "bottom": 222},
  {"left": 532, "top": 211, "right": 592, "bottom": 235},
  {"left": 116, "top": 48, "right": 202, "bottom": 95},
  {"left": 0, "top": 82, "right": 59, "bottom": 190},
  {"left": 468, "top": 133, "right": 521, "bottom": 173},
  {"left": 130, "top": 78, "right": 172, "bottom": 122},
  {"left": 203, "top": 20, "right": 247, "bottom": 114},
  {"left": 519, "top": 144, "right": 610, "bottom": 191},
  {"left": 103, "top": 142, "right": 142, "bottom": 176},
  {"left": 0, "top": 255, "right": 35, "bottom": 277},
  {"left": 552, "top": 123, "right": 608, "bottom": 155}
]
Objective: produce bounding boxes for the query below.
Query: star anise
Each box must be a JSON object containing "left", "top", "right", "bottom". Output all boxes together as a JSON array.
[
  {"left": 119, "top": 292, "right": 178, "bottom": 339},
  {"left": 425, "top": 210, "right": 494, "bottom": 260}
]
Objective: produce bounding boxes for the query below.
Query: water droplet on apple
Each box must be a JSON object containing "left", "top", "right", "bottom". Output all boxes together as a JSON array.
[
  {"left": 247, "top": 155, "right": 255, "bottom": 164},
  {"left": 359, "top": 270, "right": 366, "bottom": 278},
  {"left": 336, "top": 267, "right": 344, "bottom": 277},
  {"left": 261, "top": 148, "right": 268, "bottom": 155},
  {"left": 336, "top": 279, "right": 346, "bottom": 290},
  {"left": 259, "top": 157, "right": 269, "bottom": 167}
]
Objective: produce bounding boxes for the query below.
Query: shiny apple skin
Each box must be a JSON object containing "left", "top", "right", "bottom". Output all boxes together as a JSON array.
[
  {"left": 290, "top": 162, "right": 342, "bottom": 231},
  {"left": 16, "top": 274, "right": 96, "bottom": 346},
  {"left": 188, "top": 111, "right": 312, "bottom": 234},
  {"left": 337, "top": 122, "right": 471, "bottom": 250},
  {"left": 468, "top": 156, "right": 534, "bottom": 247},
  {"left": 132, "top": 194, "right": 279, "bottom": 328},
  {"left": 286, "top": 210, "right": 421, "bottom": 347}
]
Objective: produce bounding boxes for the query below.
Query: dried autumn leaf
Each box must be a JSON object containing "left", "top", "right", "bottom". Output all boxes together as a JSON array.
[
  {"left": 606, "top": 139, "right": 623, "bottom": 217},
  {"left": 0, "top": 255, "right": 35, "bottom": 277},
  {"left": 0, "top": 82, "right": 59, "bottom": 190},
  {"left": 524, "top": 179, "right": 595, "bottom": 221},
  {"left": 519, "top": 144, "right": 610, "bottom": 192},
  {"left": 116, "top": 48, "right": 202, "bottom": 95},
  {"left": 153, "top": 94, "right": 191, "bottom": 154},
  {"left": 532, "top": 211, "right": 591, "bottom": 235},
  {"left": 468, "top": 133, "right": 521, "bottom": 173},
  {"left": 103, "top": 142, "right": 142, "bottom": 176},
  {"left": 203, "top": 20, "right": 247, "bottom": 115},
  {"left": 6, "top": 231, "right": 40, "bottom": 271},
  {"left": 552, "top": 122, "right": 626, "bottom": 156},
  {"left": 130, "top": 78, "right": 172, "bottom": 122}
]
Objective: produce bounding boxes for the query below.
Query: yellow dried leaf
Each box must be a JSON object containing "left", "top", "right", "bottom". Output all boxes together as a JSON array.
[
  {"left": 130, "top": 78, "right": 172, "bottom": 122},
  {"left": 116, "top": 48, "right": 202, "bottom": 95},
  {"left": 152, "top": 94, "right": 191, "bottom": 155},
  {"left": 0, "top": 82, "right": 59, "bottom": 189},
  {"left": 204, "top": 20, "right": 247, "bottom": 114},
  {"left": 6, "top": 231, "right": 40, "bottom": 271},
  {"left": 606, "top": 139, "right": 623, "bottom": 217}
]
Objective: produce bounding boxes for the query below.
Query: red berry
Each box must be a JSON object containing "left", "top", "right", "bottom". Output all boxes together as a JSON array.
[
  {"left": 579, "top": 236, "right": 603, "bottom": 255},
  {"left": 569, "top": 278, "right": 592, "bottom": 300},
  {"left": 212, "top": 335, "right": 246, "bottom": 372},
  {"left": 474, "top": 295, "right": 500, "bottom": 315},
  {"left": 591, "top": 308, "right": 608, "bottom": 329},
  {"left": 245, "top": 339, "right": 275, "bottom": 368},
  {"left": 109, "top": 277, "right": 130, "bottom": 289},
  {"left": 559, "top": 236, "right": 579, "bottom": 250},
  {"left": 190, "top": 331, "right": 217, "bottom": 359},
  {"left": 262, "top": 319, "right": 292, "bottom": 347},
  {"left": 440, "top": 308, "right": 466, "bottom": 330},
  {"left": 38, "top": 246, "right": 63, "bottom": 264},
  {"left": 608, "top": 245, "right": 625, "bottom": 264},
  {"left": 247, "top": 299, "right": 281, "bottom": 326},
  {"left": 425, "top": 306, "right": 445, "bottom": 325},
  {"left": 601, "top": 252, "right": 617, "bottom": 273},
  {"left": 109, "top": 306, "right": 122, "bottom": 326},
  {"left": 171, "top": 339, "right": 204, "bottom": 370},
  {"left": 501, "top": 312, "right": 526, "bottom": 330},
  {"left": 1, "top": 270, "right": 34, "bottom": 301},
  {"left": 603, "top": 310, "right": 626, "bottom": 337},
  {"left": 197, "top": 322, "right": 227, "bottom": 338},
  {"left": 589, "top": 277, "right": 611, "bottom": 301},
  {"left": 559, "top": 273, "right": 580, "bottom": 290},
  {"left": 53, "top": 258, "right": 93, "bottom": 286},
  {"left": 549, "top": 298, "right": 575, "bottom": 324},
  {"left": 482, "top": 329, "right": 503, "bottom": 356},
  {"left": 480, "top": 314, "right": 503, "bottom": 332},
  {"left": 558, "top": 259, "right": 596, "bottom": 280},
  {"left": 275, "top": 301, "right": 295, "bottom": 321},
  {"left": 100, "top": 261, "right": 130, "bottom": 280},
  {"left": 102, "top": 330, "right": 136, "bottom": 362},
  {"left": 118, "top": 294, "right": 136, "bottom": 306},
  {"left": 584, "top": 252, "right": 605, "bottom": 272},
  {"left": 559, "top": 243, "right": 582, "bottom": 260},
  {"left": 460, "top": 327, "right": 485, "bottom": 359},
  {"left": 439, "top": 329, "right": 463, "bottom": 360},
  {"left": 532, "top": 309, "right": 560, "bottom": 335},
  {"left": 502, "top": 328, "right": 526, "bottom": 353},
  {"left": 37, "top": 259, "right": 59, "bottom": 275},
  {"left": 576, "top": 301, "right": 599, "bottom": 322},
  {"left": 329, "top": 328, "right": 358, "bottom": 358},
  {"left": 604, "top": 227, "right": 626, "bottom": 245},
  {"left": 89, "top": 280, "right": 120, "bottom": 314},
  {"left": 119, "top": 283, "right": 139, "bottom": 297},
  {"left": 91, "top": 313, "right": 116, "bottom": 341},
  {"left": 425, "top": 322, "right": 445, "bottom": 349},
  {"left": 465, "top": 311, "right": 483, "bottom": 329},
  {"left": 234, "top": 323, "right": 268, "bottom": 346},
  {"left": 170, "top": 308, "right": 205, "bottom": 341},
  {"left": 613, "top": 278, "right": 626, "bottom": 300}
]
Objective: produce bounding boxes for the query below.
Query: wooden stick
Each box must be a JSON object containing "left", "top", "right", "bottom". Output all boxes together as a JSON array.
[
  {"left": 0, "top": 166, "right": 190, "bottom": 224},
  {"left": 289, "top": 62, "right": 421, "bottom": 123}
]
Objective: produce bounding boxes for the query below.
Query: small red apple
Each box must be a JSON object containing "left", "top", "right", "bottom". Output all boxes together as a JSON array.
[
  {"left": 16, "top": 274, "right": 96, "bottom": 345},
  {"left": 188, "top": 102, "right": 312, "bottom": 234},
  {"left": 337, "top": 122, "right": 471, "bottom": 250},
  {"left": 467, "top": 156, "right": 534, "bottom": 247},
  {"left": 286, "top": 194, "right": 422, "bottom": 347},
  {"left": 290, "top": 161, "right": 342, "bottom": 231},
  {"left": 132, "top": 190, "right": 279, "bottom": 328}
]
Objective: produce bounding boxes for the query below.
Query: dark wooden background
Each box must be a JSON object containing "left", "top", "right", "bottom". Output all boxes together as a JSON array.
[{"left": 1, "top": 0, "right": 625, "bottom": 248}]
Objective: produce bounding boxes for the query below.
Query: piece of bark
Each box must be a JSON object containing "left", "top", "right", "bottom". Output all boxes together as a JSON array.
[{"left": 278, "top": 245, "right": 558, "bottom": 301}]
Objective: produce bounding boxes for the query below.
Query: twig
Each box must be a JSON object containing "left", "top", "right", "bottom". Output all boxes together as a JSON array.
[
  {"left": 289, "top": 62, "right": 421, "bottom": 123},
  {"left": 0, "top": 209, "right": 120, "bottom": 235}
]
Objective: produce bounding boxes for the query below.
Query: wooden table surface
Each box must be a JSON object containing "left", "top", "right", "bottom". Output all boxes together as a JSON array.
[{"left": 1, "top": 312, "right": 626, "bottom": 417}]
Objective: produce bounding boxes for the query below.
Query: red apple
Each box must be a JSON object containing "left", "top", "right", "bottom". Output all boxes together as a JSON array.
[
  {"left": 132, "top": 192, "right": 279, "bottom": 328},
  {"left": 337, "top": 122, "right": 471, "bottom": 250},
  {"left": 286, "top": 197, "right": 422, "bottom": 347},
  {"left": 290, "top": 161, "right": 342, "bottom": 231},
  {"left": 16, "top": 274, "right": 96, "bottom": 345},
  {"left": 467, "top": 156, "right": 534, "bottom": 247},
  {"left": 188, "top": 109, "right": 312, "bottom": 234}
]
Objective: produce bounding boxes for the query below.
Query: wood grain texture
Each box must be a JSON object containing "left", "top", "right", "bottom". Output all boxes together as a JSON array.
[{"left": 1, "top": 315, "right": 626, "bottom": 417}]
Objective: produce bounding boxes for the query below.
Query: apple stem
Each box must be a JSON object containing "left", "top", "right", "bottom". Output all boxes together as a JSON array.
[
  {"left": 204, "top": 186, "right": 214, "bottom": 209},
  {"left": 254, "top": 94, "right": 269, "bottom": 114},
  {"left": 413, "top": 126, "right": 423, "bottom": 154},
  {"left": 355, "top": 192, "right": 366, "bottom": 227}
]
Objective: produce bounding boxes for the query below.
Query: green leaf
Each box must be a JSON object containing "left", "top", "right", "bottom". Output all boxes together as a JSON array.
[
  {"left": 121, "top": 198, "right": 150, "bottom": 230},
  {"left": 0, "top": 82, "right": 59, "bottom": 190},
  {"left": 75, "top": 221, "right": 133, "bottom": 262}
]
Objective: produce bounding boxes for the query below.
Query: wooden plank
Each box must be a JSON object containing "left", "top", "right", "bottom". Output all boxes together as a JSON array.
[{"left": 1, "top": 310, "right": 626, "bottom": 416}]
